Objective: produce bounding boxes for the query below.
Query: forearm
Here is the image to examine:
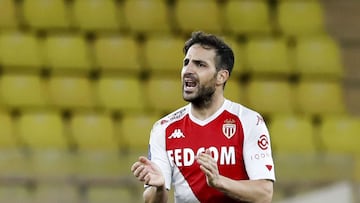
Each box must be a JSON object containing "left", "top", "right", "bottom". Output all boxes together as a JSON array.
[
  {"left": 214, "top": 177, "right": 273, "bottom": 203},
  {"left": 143, "top": 186, "right": 168, "bottom": 203}
]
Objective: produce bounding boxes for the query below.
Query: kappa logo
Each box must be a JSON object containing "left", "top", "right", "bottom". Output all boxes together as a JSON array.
[{"left": 168, "top": 129, "right": 185, "bottom": 139}]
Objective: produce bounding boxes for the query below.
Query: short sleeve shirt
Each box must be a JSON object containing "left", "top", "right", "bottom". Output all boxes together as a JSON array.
[{"left": 149, "top": 100, "right": 275, "bottom": 203}]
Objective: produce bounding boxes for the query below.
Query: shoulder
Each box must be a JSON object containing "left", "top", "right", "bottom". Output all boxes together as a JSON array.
[
  {"left": 225, "top": 100, "right": 268, "bottom": 134},
  {"left": 153, "top": 104, "right": 190, "bottom": 130},
  {"left": 225, "top": 100, "right": 264, "bottom": 122},
  {"left": 149, "top": 105, "right": 190, "bottom": 143}
]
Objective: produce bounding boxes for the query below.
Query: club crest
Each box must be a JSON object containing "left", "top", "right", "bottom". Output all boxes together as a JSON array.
[{"left": 222, "top": 119, "right": 236, "bottom": 139}]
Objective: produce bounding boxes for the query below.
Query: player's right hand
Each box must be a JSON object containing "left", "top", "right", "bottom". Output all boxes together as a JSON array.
[{"left": 131, "top": 156, "right": 165, "bottom": 187}]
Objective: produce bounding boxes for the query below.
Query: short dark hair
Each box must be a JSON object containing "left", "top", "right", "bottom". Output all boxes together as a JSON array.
[{"left": 183, "top": 31, "right": 234, "bottom": 75}]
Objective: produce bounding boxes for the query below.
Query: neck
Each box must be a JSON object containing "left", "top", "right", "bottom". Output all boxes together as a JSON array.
[{"left": 191, "top": 94, "right": 225, "bottom": 121}]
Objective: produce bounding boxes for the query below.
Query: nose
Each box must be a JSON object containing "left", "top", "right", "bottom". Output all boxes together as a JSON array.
[{"left": 182, "top": 63, "right": 194, "bottom": 74}]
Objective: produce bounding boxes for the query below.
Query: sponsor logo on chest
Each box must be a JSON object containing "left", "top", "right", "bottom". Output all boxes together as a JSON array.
[{"left": 167, "top": 146, "right": 236, "bottom": 167}]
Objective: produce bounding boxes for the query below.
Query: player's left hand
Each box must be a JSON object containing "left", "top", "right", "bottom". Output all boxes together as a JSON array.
[{"left": 196, "top": 149, "right": 221, "bottom": 188}]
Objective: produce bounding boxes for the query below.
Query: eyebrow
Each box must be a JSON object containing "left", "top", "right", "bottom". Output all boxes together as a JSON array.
[{"left": 187, "top": 58, "right": 208, "bottom": 65}]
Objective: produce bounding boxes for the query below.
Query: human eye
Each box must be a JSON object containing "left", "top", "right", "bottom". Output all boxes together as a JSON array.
[
  {"left": 196, "top": 61, "right": 206, "bottom": 68},
  {"left": 183, "top": 58, "right": 189, "bottom": 66}
]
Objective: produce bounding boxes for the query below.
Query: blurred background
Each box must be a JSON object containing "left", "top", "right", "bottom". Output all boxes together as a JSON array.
[{"left": 0, "top": 0, "right": 359, "bottom": 202}]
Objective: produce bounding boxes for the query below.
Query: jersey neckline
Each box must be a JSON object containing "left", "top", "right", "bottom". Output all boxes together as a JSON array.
[{"left": 188, "top": 99, "right": 231, "bottom": 126}]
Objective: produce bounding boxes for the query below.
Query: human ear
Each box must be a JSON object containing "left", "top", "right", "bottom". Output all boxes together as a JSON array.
[{"left": 217, "top": 69, "right": 229, "bottom": 85}]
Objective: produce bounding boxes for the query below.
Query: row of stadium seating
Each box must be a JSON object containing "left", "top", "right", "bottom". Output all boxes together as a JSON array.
[
  {"left": 0, "top": 183, "right": 142, "bottom": 203},
  {"left": 0, "top": 32, "right": 343, "bottom": 78},
  {"left": 0, "top": 110, "right": 157, "bottom": 152},
  {"left": 1, "top": 0, "right": 325, "bottom": 38},
  {"left": 1, "top": 110, "right": 359, "bottom": 156},
  {"left": 0, "top": 73, "right": 347, "bottom": 116}
]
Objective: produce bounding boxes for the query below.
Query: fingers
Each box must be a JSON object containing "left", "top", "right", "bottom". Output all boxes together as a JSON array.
[
  {"left": 132, "top": 163, "right": 145, "bottom": 180},
  {"left": 138, "top": 156, "right": 151, "bottom": 164},
  {"left": 196, "top": 149, "right": 218, "bottom": 175},
  {"left": 196, "top": 150, "right": 215, "bottom": 167},
  {"left": 131, "top": 156, "right": 166, "bottom": 187},
  {"left": 204, "top": 148, "right": 211, "bottom": 155},
  {"left": 131, "top": 156, "right": 151, "bottom": 173},
  {"left": 131, "top": 156, "right": 150, "bottom": 182}
]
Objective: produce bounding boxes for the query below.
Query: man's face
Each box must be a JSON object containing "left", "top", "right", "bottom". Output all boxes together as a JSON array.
[{"left": 181, "top": 44, "right": 218, "bottom": 104}]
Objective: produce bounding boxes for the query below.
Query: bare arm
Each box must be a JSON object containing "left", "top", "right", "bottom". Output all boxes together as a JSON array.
[
  {"left": 197, "top": 149, "right": 273, "bottom": 203},
  {"left": 143, "top": 186, "right": 168, "bottom": 203},
  {"left": 131, "top": 156, "right": 168, "bottom": 203},
  {"left": 213, "top": 178, "right": 273, "bottom": 203}
]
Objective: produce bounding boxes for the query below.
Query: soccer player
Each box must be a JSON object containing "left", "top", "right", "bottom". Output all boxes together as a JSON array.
[{"left": 131, "top": 31, "right": 275, "bottom": 203}]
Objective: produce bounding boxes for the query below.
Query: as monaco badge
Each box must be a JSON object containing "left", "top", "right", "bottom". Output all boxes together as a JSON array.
[{"left": 222, "top": 119, "right": 236, "bottom": 139}]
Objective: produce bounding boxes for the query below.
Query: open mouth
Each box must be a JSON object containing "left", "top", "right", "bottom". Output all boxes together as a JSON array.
[{"left": 183, "top": 77, "right": 198, "bottom": 91}]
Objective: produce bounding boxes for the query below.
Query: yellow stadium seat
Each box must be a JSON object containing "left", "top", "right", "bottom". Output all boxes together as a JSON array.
[
  {"left": 70, "top": 112, "right": 118, "bottom": 151},
  {"left": 43, "top": 34, "right": 92, "bottom": 74},
  {"left": 295, "top": 79, "right": 347, "bottom": 115},
  {"left": 0, "top": 185, "right": 33, "bottom": 203},
  {"left": 119, "top": 113, "right": 159, "bottom": 153},
  {"left": 72, "top": 0, "right": 122, "bottom": 33},
  {"left": 224, "top": 78, "right": 244, "bottom": 104},
  {"left": 47, "top": 75, "right": 94, "bottom": 109},
  {"left": 274, "top": 152, "right": 353, "bottom": 185},
  {"left": 118, "top": 113, "right": 160, "bottom": 177},
  {"left": 0, "top": 74, "right": 48, "bottom": 108},
  {"left": 31, "top": 150, "right": 75, "bottom": 179},
  {"left": 0, "top": 32, "right": 43, "bottom": 69},
  {"left": 69, "top": 112, "right": 122, "bottom": 179},
  {"left": 17, "top": 111, "right": 67, "bottom": 150},
  {"left": 0, "top": 111, "right": 30, "bottom": 177},
  {"left": 0, "top": 150, "right": 32, "bottom": 178},
  {"left": 95, "top": 76, "right": 146, "bottom": 112},
  {"left": 0, "top": 111, "right": 16, "bottom": 149},
  {"left": 246, "top": 79, "right": 295, "bottom": 115},
  {"left": 223, "top": 0, "right": 271, "bottom": 35},
  {"left": 277, "top": 1, "right": 325, "bottom": 37},
  {"left": 318, "top": 115, "right": 360, "bottom": 155},
  {"left": 87, "top": 186, "right": 142, "bottom": 203},
  {"left": 145, "top": 76, "right": 187, "bottom": 112},
  {"left": 269, "top": 114, "right": 316, "bottom": 153},
  {"left": 124, "top": 0, "right": 171, "bottom": 35},
  {"left": 174, "top": 0, "right": 222, "bottom": 34},
  {"left": 245, "top": 37, "right": 291, "bottom": 76},
  {"left": 74, "top": 150, "right": 123, "bottom": 179},
  {"left": 93, "top": 35, "right": 141, "bottom": 73},
  {"left": 294, "top": 35, "right": 343, "bottom": 78},
  {"left": 272, "top": 116, "right": 353, "bottom": 185},
  {"left": 34, "top": 184, "right": 80, "bottom": 203},
  {"left": 223, "top": 36, "right": 246, "bottom": 76},
  {"left": 0, "top": 0, "right": 18, "bottom": 30},
  {"left": 22, "top": 0, "right": 70, "bottom": 30},
  {"left": 16, "top": 111, "right": 73, "bottom": 178},
  {"left": 143, "top": 35, "right": 184, "bottom": 74}
]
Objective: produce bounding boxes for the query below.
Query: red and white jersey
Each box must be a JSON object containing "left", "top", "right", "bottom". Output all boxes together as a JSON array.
[{"left": 148, "top": 99, "right": 275, "bottom": 203}]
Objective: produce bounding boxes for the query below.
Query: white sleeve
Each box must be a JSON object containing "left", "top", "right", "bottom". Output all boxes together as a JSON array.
[
  {"left": 243, "top": 114, "right": 276, "bottom": 181},
  {"left": 148, "top": 122, "right": 173, "bottom": 190}
]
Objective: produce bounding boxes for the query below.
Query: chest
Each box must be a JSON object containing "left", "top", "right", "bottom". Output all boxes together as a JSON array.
[{"left": 165, "top": 113, "right": 245, "bottom": 167}]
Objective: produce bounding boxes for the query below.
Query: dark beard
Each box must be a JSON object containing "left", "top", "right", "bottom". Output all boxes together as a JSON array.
[{"left": 184, "top": 85, "right": 215, "bottom": 109}]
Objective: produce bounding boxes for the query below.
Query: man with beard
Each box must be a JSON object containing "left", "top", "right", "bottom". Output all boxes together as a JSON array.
[{"left": 131, "top": 31, "right": 275, "bottom": 203}]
